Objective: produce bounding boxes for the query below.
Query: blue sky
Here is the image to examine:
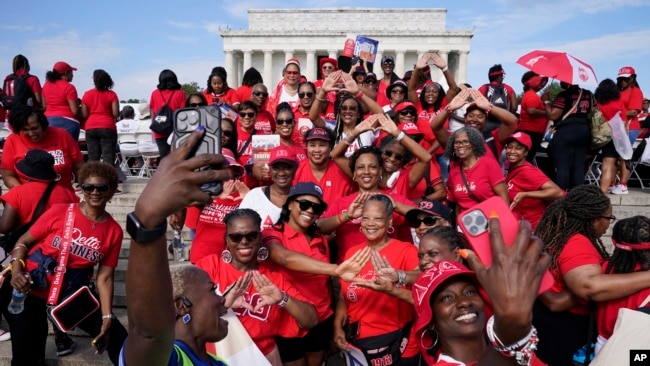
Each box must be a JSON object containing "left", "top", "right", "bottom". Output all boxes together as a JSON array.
[{"left": 2, "top": 0, "right": 649, "bottom": 101}]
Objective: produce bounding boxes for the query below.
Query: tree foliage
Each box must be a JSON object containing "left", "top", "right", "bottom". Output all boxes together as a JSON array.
[
  {"left": 181, "top": 82, "right": 201, "bottom": 97},
  {"left": 120, "top": 98, "right": 144, "bottom": 103},
  {"left": 515, "top": 81, "right": 564, "bottom": 104}
]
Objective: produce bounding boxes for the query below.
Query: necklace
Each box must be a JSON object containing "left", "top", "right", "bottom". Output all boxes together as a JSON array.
[{"left": 83, "top": 203, "right": 107, "bottom": 230}]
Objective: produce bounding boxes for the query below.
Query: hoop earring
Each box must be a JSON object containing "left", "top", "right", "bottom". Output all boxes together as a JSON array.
[
  {"left": 182, "top": 314, "right": 191, "bottom": 324},
  {"left": 221, "top": 249, "right": 232, "bottom": 264},
  {"left": 420, "top": 328, "right": 438, "bottom": 350},
  {"left": 387, "top": 226, "right": 395, "bottom": 234},
  {"left": 257, "top": 247, "right": 269, "bottom": 261}
]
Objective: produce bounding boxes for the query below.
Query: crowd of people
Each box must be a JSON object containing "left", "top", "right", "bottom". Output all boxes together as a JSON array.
[{"left": 0, "top": 50, "right": 648, "bottom": 366}]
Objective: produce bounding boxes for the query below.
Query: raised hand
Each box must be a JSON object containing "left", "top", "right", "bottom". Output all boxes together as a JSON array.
[
  {"left": 429, "top": 53, "right": 447, "bottom": 70},
  {"left": 376, "top": 113, "right": 399, "bottom": 136},
  {"left": 341, "top": 73, "right": 360, "bottom": 95},
  {"left": 470, "top": 89, "right": 492, "bottom": 110},
  {"left": 219, "top": 180, "right": 237, "bottom": 199},
  {"left": 370, "top": 250, "right": 398, "bottom": 282},
  {"left": 335, "top": 246, "right": 372, "bottom": 282},
  {"left": 346, "top": 191, "right": 371, "bottom": 220},
  {"left": 233, "top": 180, "right": 250, "bottom": 200},
  {"left": 354, "top": 114, "right": 379, "bottom": 136},
  {"left": 446, "top": 88, "right": 471, "bottom": 112},
  {"left": 223, "top": 271, "right": 254, "bottom": 311},
  {"left": 251, "top": 270, "right": 284, "bottom": 312},
  {"left": 322, "top": 70, "right": 344, "bottom": 93}
]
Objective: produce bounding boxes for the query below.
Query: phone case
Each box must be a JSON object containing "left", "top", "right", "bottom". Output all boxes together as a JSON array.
[
  {"left": 458, "top": 196, "right": 554, "bottom": 294},
  {"left": 173, "top": 106, "right": 223, "bottom": 195},
  {"left": 47, "top": 286, "right": 100, "bottom": 332}
]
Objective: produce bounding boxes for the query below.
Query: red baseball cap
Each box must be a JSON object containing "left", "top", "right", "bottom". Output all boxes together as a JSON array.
[
  {"left": 319, "top": 57, "right": 337, "bottom": 70},
  {"left": 53, "top": 61, "right": 77, "bottom": 74},
  {"left": 618, "top": 66, "right": 636, "bottom": 78},
  {"left": 268, "top": 145, "right": 298, "bottom": 167},
  {"left": 399, "top": 122, "right": 423, "bottom": 136},
  {"left": 393, "top": 101, "right": 417, "bottom": 114},
  {"left": 412, "top": 261, "right": 478, "bottom": 346},
  {"left": 504, "top": 131, "right": 532, "bottom": 151}
]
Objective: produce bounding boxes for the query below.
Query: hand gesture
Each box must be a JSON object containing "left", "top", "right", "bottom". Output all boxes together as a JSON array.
[
  {"left": 322, "top": 70, "right": 344, "bottom": 93},
  {"left": 470, "top": 89, "right": 491, "bottom": 110},
  {"left": 224, "top": 271, "right": 254, "bottom": 311},
  {"left": 335, "top": 246, "right": 372, "bottom": 282},
  {"left": 376, "top": 113, "right": 399, "bottom": 136},
  {"left": 370, "top": 250, "right": 398, "bottom": 282},
  {"left": 428, "top": 53, "right": 447, "bottom": 70},
  {"left": 234, "top": 180, "right": 250, "bottom": 200},
  {"left": 354, "top": 114, "right": 379, "bottom": 136},
  {"left": 251, "top": 270, "right": 284, "bottom": 311},
  {"left": 340, "top": 73, "right": 360, "bottom": 95},
  {"left": 351, "top": 273, "right": 394, "bottom": 293},
  {"left": 446, "top": 89, "right": 471, "bottom": 112},
  {"left": 346, "top": 192, "right": 371, "bottom": 220}
]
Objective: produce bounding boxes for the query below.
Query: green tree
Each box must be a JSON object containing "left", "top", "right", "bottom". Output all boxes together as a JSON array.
[
  {"left": 120, "top": 98, "right": 143, "bottom": 103},
  {"left": 181, "top": 82, "right": 201, "bottom": 97},
  {"left": 516, "top": 81, "right": 564, "bottom": 104}
]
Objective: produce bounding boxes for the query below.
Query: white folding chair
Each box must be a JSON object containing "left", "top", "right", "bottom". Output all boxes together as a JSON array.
[
  {"left": 628, "top": 138, "right": 649, "bottom": 189},
  {"left": 78, "top": 129, "right": 88, "bottom": 159},
  {"left": 117, "top": 132, "right": 142, "bottom": 176},
  {"left": 134, "top": 131, "right": 160, "bottom": 178},
  {"left": 585, "top": 152, "right": 602, "bottom": 186}
]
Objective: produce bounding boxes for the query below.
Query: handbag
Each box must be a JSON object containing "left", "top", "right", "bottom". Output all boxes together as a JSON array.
[
  {"left": 45, "top": 204, "right": 100, "bottom": 332},
  {"left": 591, "top": 307, "right": 650, "bottom": 365}
]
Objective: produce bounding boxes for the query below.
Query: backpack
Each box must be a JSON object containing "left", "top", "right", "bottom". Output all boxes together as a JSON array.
[
  {"left": 2, "top": 73, "right": 34, "bottom": 110},
  {"left": 150, "top": 90, "right": 175, "bottom": 135},
  {"left": 590, "top": 107, "right": 612, "bottom": 150},
  {"left": 482, "top": 84, "right": 510, "bottom": 113}
]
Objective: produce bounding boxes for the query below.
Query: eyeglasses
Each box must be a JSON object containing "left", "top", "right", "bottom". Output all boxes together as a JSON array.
[
  {"left": 409, "top": 216, "right": 439, "bottom": 228},
  {"left": 81, "top": 183, "right": 110, "bottom": 193},
  {"left": 239, "top": 112, "right": 255, "bottom": 118},
  {"left": 382, "top": 150, "right": 405, "bottom": 161},
  {"left": 364, "top": 80, "right": 377, "bottom": 85},
  {"left": 222, "top": 130, "right": 233, "bottom": 138},
  {"left": 453, "top": 140, "right": 471, "bottom": 147},
  {"left": 382, "top": 61, "right": 394, "bottom": 66},
  {"left": 252, "top": 91, "right": 269, "bottom": 97},
  {"left": 298, "top": 92, "right": 314, "bottom": 99},
  {"left": 227, "top": 231, "right": 260, "bottom": 243},
  {"left": 285, "top": 71, "right": 300, "bottom": 76},
  {"left": 391, "top": 89, "right": 406, "bottom": 95},
  {"left": 189, "top": 103, "right": 207, "bottom": 107},
  {"left": 340, "top": 105, "right": 357, "bottom": 112},
  {"left": 601, "top": 215, "right": 617, "bottom": 223},
  {"left": 276, "top": 118, "right": 294, "bottom": 125},
  {"left": 399, "top": 109, "right": 415, "bottom": 116},
  {"left": 295, "top": 199, "right": 326, "bottom": 215},
  {"left": 322, "top": 65, "right": 335, "bottom": 70}
]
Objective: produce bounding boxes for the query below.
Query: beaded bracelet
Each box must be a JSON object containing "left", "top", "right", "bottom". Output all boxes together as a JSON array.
[{"left": 485, "top": 315, "right": 538, "bottom": 366}]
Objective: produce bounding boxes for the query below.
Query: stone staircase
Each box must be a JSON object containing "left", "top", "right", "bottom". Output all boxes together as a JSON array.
[{"left": 0, "top": 179, "right": 648, "bottom": 365}]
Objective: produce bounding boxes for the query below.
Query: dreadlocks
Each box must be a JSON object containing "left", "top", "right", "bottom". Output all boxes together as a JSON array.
[
  {"left": 605, "top": 216, "right": 650, "bottom": 274},
  {"left": 536, "top": 185, "right": 611, "bottom": 271}
]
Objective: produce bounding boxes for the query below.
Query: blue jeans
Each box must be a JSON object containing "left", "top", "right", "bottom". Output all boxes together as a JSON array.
[
  {"left": 47, "top": 116, "right": 80, "bottom": 141},
  {"left": 436, "top": 154, "right": 450, "bottom": 185},
  {"left": 86, "top": 128, "right": 118, "bottom": 163}
]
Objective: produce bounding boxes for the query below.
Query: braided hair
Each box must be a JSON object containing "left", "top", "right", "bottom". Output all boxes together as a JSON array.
[
  {"left": 536, "top": 185, "right": 611, "bottom": 272},
  {"left": 605, "top": 216, "right": 650, "bottom": 274},
  {"left": 333, "top": 94, "right": 363, "bottom": 144}
]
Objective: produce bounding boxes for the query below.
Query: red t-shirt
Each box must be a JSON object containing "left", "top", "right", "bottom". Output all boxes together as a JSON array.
[
  {"left": 388, "top": 162, "right": 443, "bottom": 201},
  {"left": 203, "top": 88, "right": 241, "bottom": 108},
  {"left": 292, "top": 107, "right": 313, "bottom": 147},
  {"left": 1, "top": 181, "right": 79, "bottom": 224},
  {"left": 519, "top": 90, "right": 547, "bottom": 133},
  {"left": 149, "top": 89, "right": 186, "bottom": 138},
  {"left": 322, "top": 191, "right": 413, "bottom": 261},
  {"left": 235, "top": 85, "right": 253, "bottom": 103},
  {"left": 262, "top": 225, "right": 332, "bottom": 322},
  {"left": 194, "top": 255, "right": 308, "bottom": 355},
  {"left": 42, "top": 80, "right": 78, "bottom": 120},
  {"left": 552, "top": 233, "right": 603, "bottom": 315},
  {"left": 81, "top": 89, "right": 118, "bottom": 130},
  {"left": 446, "top": 157, "right": 505, "bottom": 212},
  {"left": 505, "top": 162, "right": 552, "bottom": 230},
  {"left": 190, "top": 196, "right": 241, "bottom": 263},
  {"left": 25, "top": 203, "right": 123, "bottom": 298},
  {"left": 339, "top": 239, "right": 419, "bottom": 356},
  {"left": 416, "top": 99, "right": 448, "bottom": 154},
  {"left": 376, "top": 80, "right": 391, "bottom": 107},
  {"left": 620, "top": 87, "right": 644, "bottom": 130},
  {"left": 4, "top": 71, "right": 42, "bottom": 111},
  {"left": 1, "top": 127, "right": 84, "bottom": 191},
  {"left": 293, "top": 160, "right": 353, "bottom": 205},
  {"left": 184, "top": 206, "right": 200, "bottom": 231},
  {"left": 598, "top": 99, "right": 628, "bottom": 123},
  {"left": 254, "top": 110, "right": 276, "bottom": 135}
]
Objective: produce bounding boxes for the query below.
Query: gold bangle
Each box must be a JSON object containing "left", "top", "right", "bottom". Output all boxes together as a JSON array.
[{"left": 10, "top": 257, "right": 25, "bottom": 268}]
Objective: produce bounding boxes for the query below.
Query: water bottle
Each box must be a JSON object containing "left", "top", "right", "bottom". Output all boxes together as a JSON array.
[
  {"left": 172, "top": 230, "right": 185, "bottom": 262},
  {"left": 7, "top": 289, "right": 26, "bottom": 314}
]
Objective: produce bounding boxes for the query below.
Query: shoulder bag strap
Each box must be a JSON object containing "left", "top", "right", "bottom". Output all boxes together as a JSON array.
[
  {"left": 47, "top": 203, "right": 76, "bottom": 306},
  {"left": 6, "top": 181, "right": 57, "bottom": 243},
  {"left": 237, "top": 129, "right": 256, "bottom": 157},
  {"left": 561, "top": 89, "right": 583, "bottom": 121},
  {"left": 459, "top": 165, "right": 481, "bottom": 203}
]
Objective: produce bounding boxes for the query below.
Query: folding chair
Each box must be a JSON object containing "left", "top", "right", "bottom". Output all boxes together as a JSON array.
[
  {"left": 585, "top": 152, "right": 602, "bottom": 186},
  {"left": 116, "top": 132, "right": 142, "bottom": 176},
  {"left": 628, "top": 138, "right": 649, "bottom": 189},
  {"left": 134, "top": 131, "right": 159, "bottom": 178}
]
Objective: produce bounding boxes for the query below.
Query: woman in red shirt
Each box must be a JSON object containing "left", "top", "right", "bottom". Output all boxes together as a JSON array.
[
  {"left": 81, "top": 69, "right": 120, "bottom": 164},
  {"left": 517, "top": 71, "right": 549, "bottom": 162},
  {"left": 148, "top": 69, "right": 186, "bottom": 159},
  {"left": 275, "top": 102, "right": 306, "bottom": 161},
  {"left": 42, "top": 61, "right": 80, "bottom": 141},
  {"left": 203, "top": 68, "right": 240, "bottom": 110},
  {"left": 4, "top": 54, "right": 42, "bottom": 110}
]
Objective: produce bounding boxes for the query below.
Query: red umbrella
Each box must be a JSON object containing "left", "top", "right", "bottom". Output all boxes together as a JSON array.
[{"left": 516, "top": 50, "right": 598, "bottom": 88}]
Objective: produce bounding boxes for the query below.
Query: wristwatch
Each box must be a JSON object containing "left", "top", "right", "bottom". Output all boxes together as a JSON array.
[{"left": 126, "top": 212, "right": 167, "bottom": 243}]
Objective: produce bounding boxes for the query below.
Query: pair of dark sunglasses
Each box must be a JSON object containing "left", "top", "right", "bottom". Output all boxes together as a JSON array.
[
  {"left": 298, "top": 92, "right": 314, "bottom": 99},
  {"left": 252, "top": 91, "right": 269, "bottom": 97},
  {"left": 239, "top": 112, "right": 255, "bottom": 118},
  {"left": 382, "top": 150, "right": 405, "bottom": 161},
  {"left": 399, "top": 109, "right": 416, "bottom": 116},
  {"left": 277, "top": 118, "right": 294, "bottom": 125},
  {"left": 409, "top": 216, "right": 439, "bottom": 228},
  {"left": 222, "top": 130, "right": 233, "bottom": 138},
  {"left": 81, "top": 183, "right": 110, "bottom": 193},
  {"left": 227, "top": 231, "right": 260, "bottom": 243},
  {"left": 295, "top": 199, "right": 326, "bottom": 215},
  {"left": 189, "top": 103, "right": 207, "bottom": 107}
]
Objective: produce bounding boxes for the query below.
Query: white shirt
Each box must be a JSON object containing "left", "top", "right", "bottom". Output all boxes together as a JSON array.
[{"left": 238, "top": 187, "right": 282, "bottom": 230}]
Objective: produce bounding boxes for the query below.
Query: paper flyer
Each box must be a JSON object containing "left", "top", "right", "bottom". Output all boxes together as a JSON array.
[{"left": 252, "top": 134, "right": 280, "bottom": 163}]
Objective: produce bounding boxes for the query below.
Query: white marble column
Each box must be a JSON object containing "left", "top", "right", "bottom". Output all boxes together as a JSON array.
[
  {"left": 375, "top": 51, "right": 383, "bottom": 75},
  {"left": 243, "top": 50, "right": 252, "bottom": 73},
  {"left": 285, "top": 50, "right": 294, "bottom": 64},
  {"left": 328, "top": 50, "right": 337, "bottom": 60},
  {"left": 395, "top": 51, "right": 405, "bottom": 79},
  {"left": 263, "top": 50, "right": 274, "bottom": 88},
  {"left": 306, "top": 50, "right": 316, "bottom": 82},
  {"left": 224, "top": 50, "right": 235, "bottom": 88},
  {"left": 458, "top": 51, "right": 469, "bottom": 84},
  {"left": 236, "top": 53, "right": 243, "bottom": 87}
]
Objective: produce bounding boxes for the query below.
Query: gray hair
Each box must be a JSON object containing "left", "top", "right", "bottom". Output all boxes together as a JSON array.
[{"left": 444, "top": 127, "right": 487, "bottom": 161}]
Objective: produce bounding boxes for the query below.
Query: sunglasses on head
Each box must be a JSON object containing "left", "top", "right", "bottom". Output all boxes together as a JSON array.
[
  {"left": 276, "top": 118, "right": 294, "bottom": 125},
  {"left": 295, "top": 199, "right": 326, "bottom": 215},
  {"left": 399, "top": 109, "right": 416, "bottom": 116},
  {"left": 239, "top": 112, "right": 255, "bottom": 118},
  {"left": 409, "top": 215, "right": 439, "bottom": 228},
  {"left": 189, "top": 102, "right": 207, "bottom": 107},
  {"left": 81, "top": 183, "right": 110, "bottom": 193},
  {"left": 252, "top": 91, "right": 269, "bottom": 97},
  {"left": 298, "top": 92, "right": 314, "bottom": 99},
  {"left": 382, "top": 150, "right": 405, "bottom": 161},
  {"left": 227, "top": 231, "right": 260, "bottom": 243}
]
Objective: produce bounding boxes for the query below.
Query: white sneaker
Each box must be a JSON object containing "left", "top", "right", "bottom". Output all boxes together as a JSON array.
[
  {"left": 611, "top": 184, "right": 629, "bottom": 195},
  {"left": 0, "top": 328, "right": 10, "bottom": 341}
]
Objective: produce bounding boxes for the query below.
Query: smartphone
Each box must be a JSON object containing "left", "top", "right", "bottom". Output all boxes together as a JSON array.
[
  {"left": 457, "top": 196, "right": 554, "bottom": 294},
  {"left": 173, "top": 106, "right": 223, "bottom": 195}
]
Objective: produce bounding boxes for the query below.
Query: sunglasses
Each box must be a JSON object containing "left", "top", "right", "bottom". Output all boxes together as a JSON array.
[
  {"left": 298, "top": 92, "right": 314, "bottom": 99},
  {"left": 399, "top": 109, "right": 416, "bottom": 116},
  {"left": 277, "top": 118, "right": 294, "bottom": 125},
  {"left": 189, "top": 102, "right": 207, "bottom": 107},
  {"left": 322, "top": 65, "right": 335, "bottom": 70},
  {"left": 81, "top": 183, "right": 110, "bottom": 193},
  {"left": 295, "top": 199, "right": 326, "bottom": 215},
  {"left": 227, "top": 231, "right": 260, "bottom": 243},
  {"left": 340, "top": 105, "right": 358, "bottom": 112},
  {"left": 382, "top": 150, "right": 405, "bottom": 161},
  {"left": 252, "top": 91, "right": 269, "bottom": 97},
  {"left": 409, "top": 216, "right": 439, "bottom": 228},
  {"left": 239, "top": 112, "right": 255, "bottom": 118},
  {"left": 364, "top": 80, "right": 377, "bottom": 85},
  {"left": 222, "top": 130, "right": 233, "bottom": 138},
  {"left": 383, "top": 61, "right": 395, "bottom": 66},
  {"left": 391, "top": 89, "right": 406, "bottom": 95},
  {"left": 285, "top": 71, "right": 300, "bottom": 76}
]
